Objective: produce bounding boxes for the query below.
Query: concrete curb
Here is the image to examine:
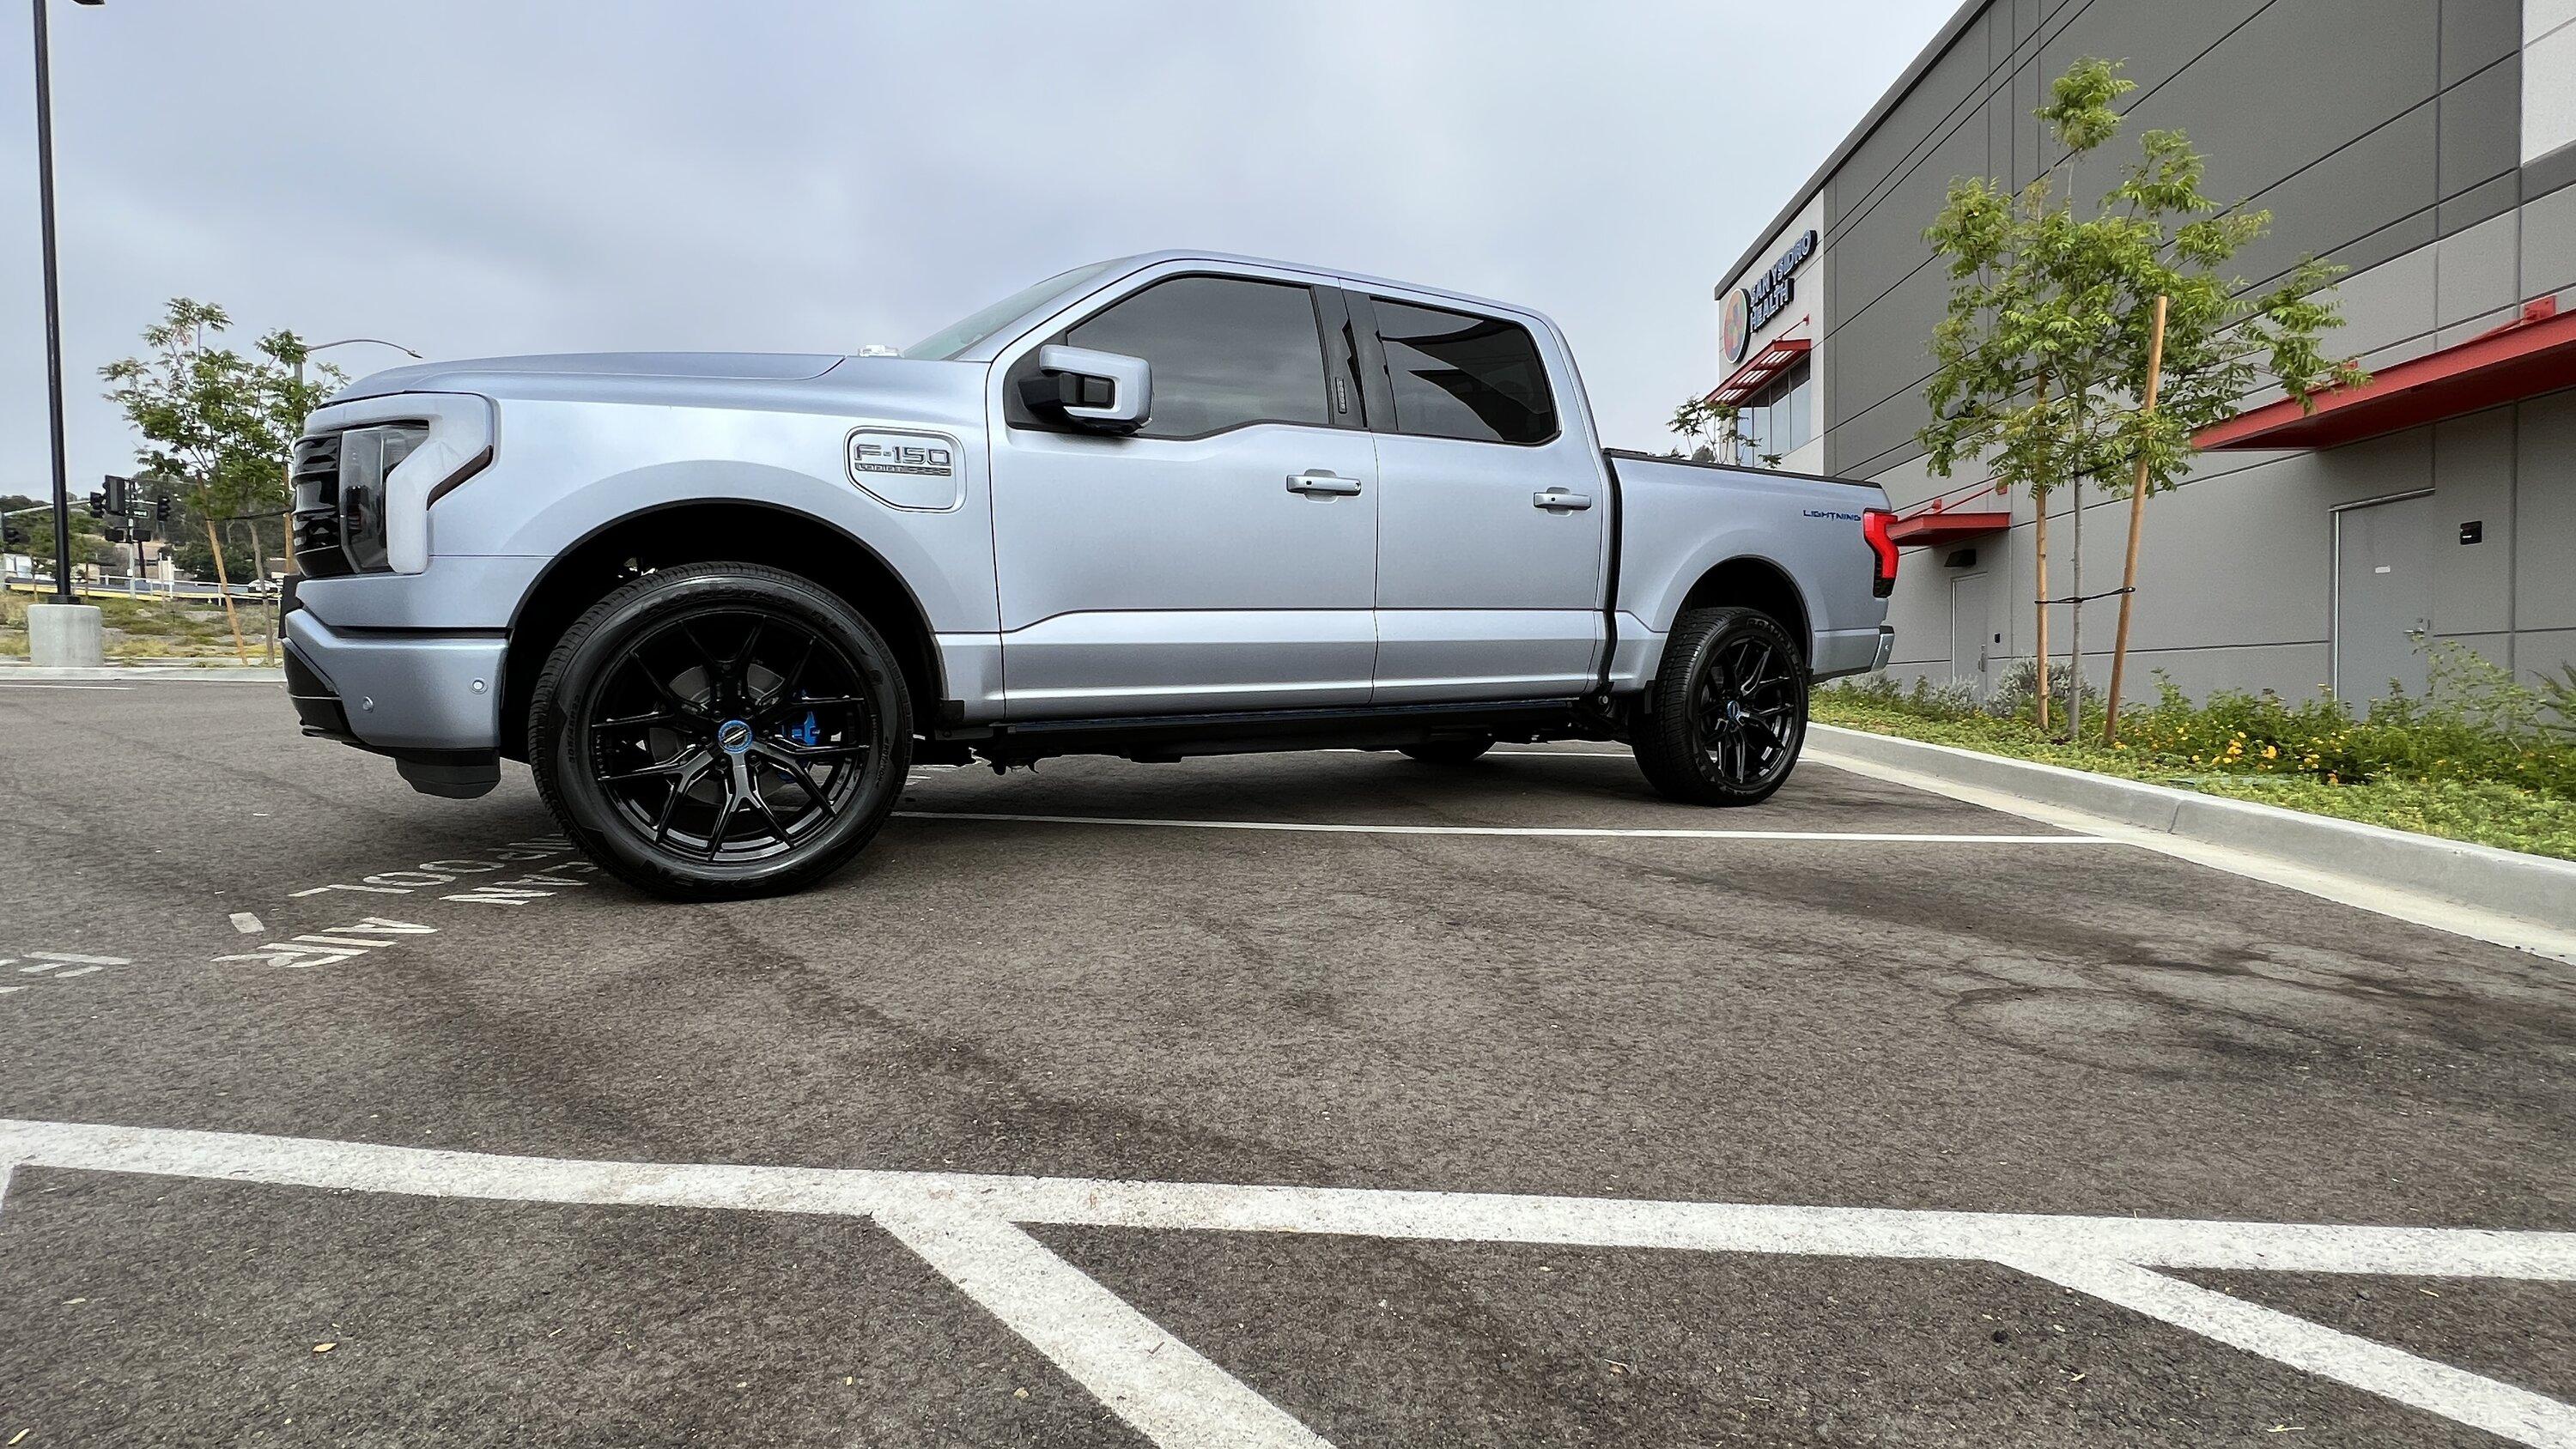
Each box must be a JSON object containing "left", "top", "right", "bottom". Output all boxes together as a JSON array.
[
  {"left": 1809, "top": 723, "right": 2576, "bottom": 934},
  {"left": 0, "top": 662, "right": 283, "bottom": 682}
]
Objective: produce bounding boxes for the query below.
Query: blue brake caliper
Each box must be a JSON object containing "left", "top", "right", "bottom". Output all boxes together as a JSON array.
[{"left": 787, "top": 711, "right": 820, "bottom": 749}]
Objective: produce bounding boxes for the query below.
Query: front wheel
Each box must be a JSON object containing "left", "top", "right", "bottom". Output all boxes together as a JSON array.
[
  {"left": 1631, "top": 606, "right": 1807, "bottom": 806},
  {"left": 528, "top": 562, "right": 912, "bottom": 900}
]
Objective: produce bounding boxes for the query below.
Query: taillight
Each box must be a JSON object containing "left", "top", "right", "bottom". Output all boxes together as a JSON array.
[{"left": 1862, "top": 507, "right": 1899, "bottom": 597}]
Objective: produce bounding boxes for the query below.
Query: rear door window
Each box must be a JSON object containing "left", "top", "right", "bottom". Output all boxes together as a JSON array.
[
  {"left": 1062, "top": 276, "right": 1332, "bottom": 440},
  {"left": 1370, "top": 299, "right": 1558, "bottom": 446}
]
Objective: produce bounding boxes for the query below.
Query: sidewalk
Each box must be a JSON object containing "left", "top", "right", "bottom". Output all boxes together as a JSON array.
[{"left": 0, "top": 657, "right": 283, "bottom": 682}]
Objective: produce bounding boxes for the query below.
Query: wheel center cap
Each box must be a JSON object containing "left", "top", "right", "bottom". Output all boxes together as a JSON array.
[
  {"left": 1724, "top": 699, "right": 1745, "bottom": 725},
  {"left": 717, "top": 718, "right": 755, "bottom": 755}
]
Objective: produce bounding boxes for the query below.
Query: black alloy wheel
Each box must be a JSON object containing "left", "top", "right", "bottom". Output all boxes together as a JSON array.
[
  {"left": 530, "top": 562, "right": 910, "bottom": 899},
  {"left": 1631, "top": 606, "right": 1808, "bottom": 805}
]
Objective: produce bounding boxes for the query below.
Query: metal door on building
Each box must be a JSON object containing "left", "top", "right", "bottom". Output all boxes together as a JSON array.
[
  {"left": 1950, "top": 572, "right": 1996, "bottom": 699},
  {"left": 2333, "top": 492, "right": 2434, "bottom": 701}
]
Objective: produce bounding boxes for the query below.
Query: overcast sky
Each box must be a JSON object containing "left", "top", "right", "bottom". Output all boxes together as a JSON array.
[{"left": 1, "top": 0, "right": 1950, "bottom": 496}]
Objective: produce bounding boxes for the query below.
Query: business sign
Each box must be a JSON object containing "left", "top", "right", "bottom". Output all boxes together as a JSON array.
[{"left": 1724, "top": 227, "right": 1819, "bottom": 367}]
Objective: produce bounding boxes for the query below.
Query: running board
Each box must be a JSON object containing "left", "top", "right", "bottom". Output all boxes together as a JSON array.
[{"left": 952, "top": 698, "right": 1600, "bottom": 766}]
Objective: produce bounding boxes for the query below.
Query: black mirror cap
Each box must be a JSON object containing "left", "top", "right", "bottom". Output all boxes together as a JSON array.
[{"left": 1018, "top": 367, "right": 1143, "bottom": 434}]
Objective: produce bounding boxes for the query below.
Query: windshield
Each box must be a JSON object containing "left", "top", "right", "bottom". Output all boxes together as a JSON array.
[{"left": 902, "top": 261, "right": 1120, "bottom": 361}]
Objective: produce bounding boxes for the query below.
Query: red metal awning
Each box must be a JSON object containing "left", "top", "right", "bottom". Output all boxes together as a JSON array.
[
  {"left": 1707, "top": 336, "right": 1811, "bottom": 405},
  {"left": 2197, "top": 298, "right": 2575, "bottom": 451},
  {"left": 1886, "top": 508, "right": 2011, "bottom": 547}
]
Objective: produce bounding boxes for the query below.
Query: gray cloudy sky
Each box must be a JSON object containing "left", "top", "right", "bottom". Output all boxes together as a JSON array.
[{"left": 2, "top": 0, "right": 1949, "bottom": 495}]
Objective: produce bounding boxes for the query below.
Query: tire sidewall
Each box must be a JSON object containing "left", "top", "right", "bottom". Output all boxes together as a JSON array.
[
  {"left": 1641, "top": 608, "right": 1807, "bottom": 804},
  {"left": 1683, "top": 610, "right": 1806, "bottom": 801},
  {"left": 538, "top": 567, "right": 911, "bottom": 896}
]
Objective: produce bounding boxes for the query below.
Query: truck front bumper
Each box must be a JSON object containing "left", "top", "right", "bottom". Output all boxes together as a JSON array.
[{"left": 281, "top": 599, "right": 507, "bottom": 797}]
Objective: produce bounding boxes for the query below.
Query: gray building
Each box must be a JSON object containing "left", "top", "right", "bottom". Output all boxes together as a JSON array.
[{"left": 1707, "top": 0, "right": 2576, "bottom": 706}]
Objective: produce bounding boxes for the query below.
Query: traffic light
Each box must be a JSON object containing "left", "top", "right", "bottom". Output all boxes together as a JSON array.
[
  {"left": 155, "top": 494, "right": 173, "bottom": 522},
  {"left": 2, "top": 524, "right": 24, "bottom": 546},
  {"left": 84, "top": 490, "right": 104, "bottom": 518},
  {"left": 102, "top": 475, "right": 130, "bottom": 514},
  {"left": 105, "top": 526, "right": 129, "bottom": 545}
]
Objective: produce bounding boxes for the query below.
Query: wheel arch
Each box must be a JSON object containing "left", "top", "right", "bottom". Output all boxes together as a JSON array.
[
  {"left": 498, "top": 500, "right": 943, "bottom": 761},
  {"left": 1677, "top": 555, "right": 1813, "bottom": 664}
]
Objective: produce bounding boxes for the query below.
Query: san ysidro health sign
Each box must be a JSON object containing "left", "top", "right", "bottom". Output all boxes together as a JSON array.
[{"left": 1725, "top": 228, "right": 1818, "bottom": 365}]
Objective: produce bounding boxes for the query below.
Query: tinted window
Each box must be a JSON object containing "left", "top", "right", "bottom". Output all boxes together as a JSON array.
[
  {"left": 1372, "top": 299, "right": 1558, "bottom": 445},
  {"left": 1065, "top": 276, "right": 1329, "bottom": 439}
]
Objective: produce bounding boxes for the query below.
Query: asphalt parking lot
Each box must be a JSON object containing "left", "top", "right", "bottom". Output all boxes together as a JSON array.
[{"left": 3, "top": 676, "right": 2572, "bottom": 1447}]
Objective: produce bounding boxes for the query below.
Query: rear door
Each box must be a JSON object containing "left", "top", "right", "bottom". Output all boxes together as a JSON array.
[
  {"left": 987, "top": 268, "right": 1379, "bottom": 718},
  {"left": 1355, "top": 292, "right": 1608, "bottom": 702}
]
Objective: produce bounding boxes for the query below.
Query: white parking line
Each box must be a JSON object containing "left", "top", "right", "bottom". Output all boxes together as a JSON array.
[
  {"left": 2010, "top": 1252, "right": 2576, "bottom": 1447},
  {"left": 1801, "top": 748, "right": 2576, "bottom": 963},
  {"left": 3, "top": 1119, "right": 2567, "bottom": 1447},
  {"left": 878, "top": 1209, "right": 1328, "bottom": 1448},
  {"left": 895, "top": 810, "right": 2109, "bottom": 845}
]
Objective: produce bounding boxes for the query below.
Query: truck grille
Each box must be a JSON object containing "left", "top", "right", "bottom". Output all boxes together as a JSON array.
[{"left": 290, "top": 432, "right": 350, "bottom": 578}]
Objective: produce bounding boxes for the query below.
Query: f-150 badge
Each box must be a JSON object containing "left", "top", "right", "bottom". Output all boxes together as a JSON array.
[
  {"left": 848, "top": 430, "right": 957, "bottom": 478},
  {"left": 845, "top": 427, "right": 963, "bottom": 512}
]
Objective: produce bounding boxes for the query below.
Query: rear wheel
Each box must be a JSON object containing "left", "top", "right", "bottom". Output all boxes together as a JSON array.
[
  {"left": 1631, "top": 606, "right": 1807, "bottom": 805},
  {"left": 1399, "top": 737, "right": 1494, "bottom": 766},
  {"left": 528, "top": 562, "right": 911, "bottom": 900}
]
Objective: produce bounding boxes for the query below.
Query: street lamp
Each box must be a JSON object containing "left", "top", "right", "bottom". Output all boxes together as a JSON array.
[
  {"left": 297, "top": 336, "right": 423, "bottom": 390},
  {"left": 25, "top": 0, "right": 104, "bottom": 663}
]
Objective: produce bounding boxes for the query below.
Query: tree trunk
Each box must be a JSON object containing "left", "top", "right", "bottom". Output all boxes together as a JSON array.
[
  {"left": 2032, "top": 498, "right": 2051, "bottom": 733},
  {"left": 2064, "top": 374, "right": 2090, "bottom": 742},
  {"left": 2029, "top": 378, "right": 2053, "bottom": 734},
  {"left": 2069, "top": 470, "right": 2084, "bottom": 741},
  {"left": 206, "top": 518, "right": 249, "bottom": 663},
  {"left": 2103, "top": 294, "right": 2172, "bottom": 744},
  {"left": 246, "top": 519, "right": 276, "bottom": 665}
]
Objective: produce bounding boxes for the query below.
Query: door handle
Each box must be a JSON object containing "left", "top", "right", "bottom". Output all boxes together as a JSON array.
[
  {"left": 1286, "top": 471, "right": 1364, "bottom": 496},
  {"left": 1534, "top": 488, "right": 1594, "bottom": 512}
]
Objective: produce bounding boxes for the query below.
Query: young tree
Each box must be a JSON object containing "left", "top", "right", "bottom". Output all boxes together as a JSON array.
[
  {"left": 1669, "top": 394, "right": 1737, "bottom": 463},
  {"left": 1918, "top": 58, "right": 2364, "bottom": 738},
  {"left": 100, "top": 300, "right": 343, "bottom": 656}
]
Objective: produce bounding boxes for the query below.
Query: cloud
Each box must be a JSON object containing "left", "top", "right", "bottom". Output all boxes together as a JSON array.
[{"left": 0, "top": 0, "right": 1948, "bottom": 494}]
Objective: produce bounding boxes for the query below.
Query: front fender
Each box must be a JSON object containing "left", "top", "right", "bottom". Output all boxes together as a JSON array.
[{"left": 425, "top": 396, "right": 999, "bottom": 634}]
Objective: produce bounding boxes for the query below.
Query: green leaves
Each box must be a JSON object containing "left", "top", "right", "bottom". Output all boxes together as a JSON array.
[
  {"left": 1666, "top": 393, "right": 1738, "bottom": 452},
  {"left": 2037, "top": 57, "right": 2134, "bottom": 153},
  {"left": 1917, "top": 58, "right": 2366, "bottom": 501},
  {"left": 97, "top": 299, "right": 346, "bottom": 523}
]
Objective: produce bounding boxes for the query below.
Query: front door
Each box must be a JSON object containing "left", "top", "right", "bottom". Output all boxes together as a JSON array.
[
  {"left": 2334, "top": 493, "right": 2434, "bottom": 701},
  {"left": 988, "top": 272, "right": 1378, "bottom": 718},
  {"left": 1359, "top": 293, "right": 1607, "bottom": 702}
]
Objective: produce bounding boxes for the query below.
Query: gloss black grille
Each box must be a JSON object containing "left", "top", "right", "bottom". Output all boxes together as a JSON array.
[{"left": 290, "top": 432, "right": 349, "bottom": 577}]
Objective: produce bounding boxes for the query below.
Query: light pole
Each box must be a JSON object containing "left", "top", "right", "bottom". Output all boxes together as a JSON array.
[
  {"left": 297, "top": 336, "right": 422, "bottom": 387},
  {"left": 27, "top": 0, "right": 104, "bottom": 664}
]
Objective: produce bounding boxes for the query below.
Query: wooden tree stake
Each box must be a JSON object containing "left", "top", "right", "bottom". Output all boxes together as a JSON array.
[
  {"left": 205, "top": 517, "right": 249, "bottom": 663},
  {"left": 2102, "top": 294, "right": 2170, "bottom": 744}
]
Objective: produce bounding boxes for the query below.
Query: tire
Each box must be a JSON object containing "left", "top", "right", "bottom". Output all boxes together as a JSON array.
[
  {"left": 1631, "top": 606, "right": 1807, "bottom": 806},
  {"left": 1399, "top": 737, "right": 1494, "bottom": 766},
  {"left": 528, "top": 561, "right": 912, "bottom": 900}
]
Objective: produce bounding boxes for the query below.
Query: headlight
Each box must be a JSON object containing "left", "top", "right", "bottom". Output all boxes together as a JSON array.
[{"left": 292, "top": 422, "right": 427, "bottom": 577}]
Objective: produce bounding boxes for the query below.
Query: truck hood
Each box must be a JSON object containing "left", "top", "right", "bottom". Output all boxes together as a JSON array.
[{"left": 333, "top": 351, "right": 847, "bottom": 403}]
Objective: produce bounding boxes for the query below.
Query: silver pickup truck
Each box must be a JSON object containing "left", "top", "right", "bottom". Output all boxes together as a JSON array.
[{"left": 281, "top": 252, "right": 1897, "bottom": 898}]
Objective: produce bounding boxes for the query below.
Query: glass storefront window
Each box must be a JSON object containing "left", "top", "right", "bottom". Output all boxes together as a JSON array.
[{"left": 1731, "top": 357, "right": 1814, "bottom": 465}]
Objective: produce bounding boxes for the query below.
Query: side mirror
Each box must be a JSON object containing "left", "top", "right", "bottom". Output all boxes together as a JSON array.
[{"left": 1023, "top": 345, "right": 1151, "bottom": 433}]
